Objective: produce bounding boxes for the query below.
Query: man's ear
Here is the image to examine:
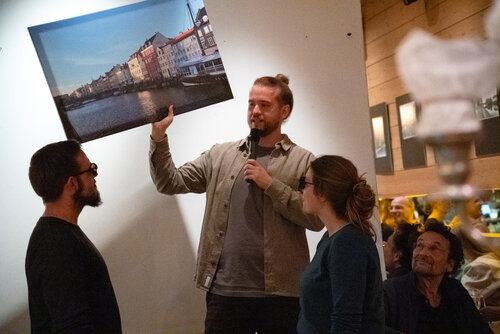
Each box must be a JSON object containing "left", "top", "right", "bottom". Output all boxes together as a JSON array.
[
  {"left": 393, "top": 250, "right": 403, "bottom": 263},
  {"left": 65, "top": 176, "right": 79, "bottom": 194},
  {"left": 446, "top": 259, "right": 455, "bottom": 274},
  {"left": 281, "top": 104, "right": 291, "bottom": 121}
]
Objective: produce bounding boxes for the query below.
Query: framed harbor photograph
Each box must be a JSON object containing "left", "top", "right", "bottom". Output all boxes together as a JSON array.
[
  {"left": 29, "top": 0, "right": 233, "bottom": 142},
  {"left": 370, "top": 103, "right": 393, "bottom": 175},
  {"left": 475, "top": 88, "right": 500, "bottom": 156},
  {"left": 396, "top": 93, "right": 426, "bottom": 169}
]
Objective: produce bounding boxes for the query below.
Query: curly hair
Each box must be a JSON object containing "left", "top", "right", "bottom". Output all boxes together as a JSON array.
[
  {"left": 392, "top": 222, "right": 420, "bottom": 270},
  {"left": 420, "top": 220, "right": 464, "bottom": 275}
]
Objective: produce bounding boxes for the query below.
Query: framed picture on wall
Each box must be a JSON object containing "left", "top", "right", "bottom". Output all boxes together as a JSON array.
[
  {"left": 475, "top": 88, "right": 500, "bottom": 156},
  {"left": 370, "top": 103, "right": 393, "bottom": 175},
  {"left": 28, "top": 0, "right": 233, "bottom": 143},
  {"left": 396, "top": 93, "right": 426, "bottom": 169}
]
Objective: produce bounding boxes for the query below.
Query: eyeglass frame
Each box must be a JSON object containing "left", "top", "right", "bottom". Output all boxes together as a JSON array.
[
  {"left": 74, "top": 163, "right": 98, "bottom": 177},
  {"left": 298, "top": 175, "right": 314, "bottom": 192}
]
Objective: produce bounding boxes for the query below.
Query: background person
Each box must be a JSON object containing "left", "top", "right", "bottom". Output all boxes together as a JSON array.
[
  {"left": 449, "top": 196, "right": 489, "bottom": 232},
  {"left": 150, "top": 74, "right": 323, "bottom": 333},
  {"left": 383, "top": 222, "right": 419, "bottom": 279},
  {"left": 379, "top": 198, "right": 395, "bottom": 241},
  {"left": 297, "top": 155, "right": 384, "bottom": 333},
  {"left": 462, "top": 251, "right": 500, "bottom": 333},
  {"left": 26, "top": 140, "right": 121, "bottom": 333},
  {"left": 425, "top": 199, "right": 452, "bottom": 224},
  {"left": 384, "top": 221, "right": 492, "bottom": 334},
  {"left": 390, "top": 196, "right": 418, "bottom": 227},
  {"left": 449, "top": 196, "right": 491, "bottom": 279}
]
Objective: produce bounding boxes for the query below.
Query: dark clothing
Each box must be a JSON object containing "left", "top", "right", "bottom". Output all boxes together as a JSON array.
[
  {"left": 384, "top": 272, "right": 492, "bottom": 334},
  {"left": 387, "top": 266, "right": 411, "bottom": 279},
  {"left": 298, "top": 225, "right": 385, "bottom": 334},
  {"left": 25, "top": 217, "right": 121, "bottom": 333},
  {"left": 381, "top": 222, "right": 394, "bottom": 241},
  {"left": 205, "top": 292, "right": 299, "bottom": 334},
  {"left": 211, "top": 146, "right": 273, "bottom": 297}
]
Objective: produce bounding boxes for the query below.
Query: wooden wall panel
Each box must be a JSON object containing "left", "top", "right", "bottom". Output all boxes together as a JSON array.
[
  {"left": 376, "top": 154, "right": 500, "bottom": 198},
  {"left": 425, "top": 145, "right": 436, "bottom": 166},
  {"left": 362, "top": 0, "right": 499, "bottom": 198},
  {"left": 361, "top": 0, "right": 400, "bottom": 22},
  {"left": 364, "top": 0, "right": 442, "bottom": 44},
  {"left": 365, "top": 0, "right": 491, "bottom": 66},
  {"left": 470, "top": 156, "right": 500, "bottom": 189},
  {"left": 366, "top": 55, "right": 398, "bottom": 89},
  {"left": 376, "top": 165, "right": 443, "bottom": 198},
  {"left": 368, "top": 77, "right": 407, "bottom": 106},
  {"left": 366, "top": 7, "right": 489, "bottom": 91},
  {"left": 364, "top": 1, "right": 423, "bottom": 44},
  {"left": 393, "top": 148, "right": 404, "bottom": 171},
  {"left": 389, "top": 122, "right": 400, "bottom": 149},
  {"left": 437, "top": 7, "right": 489, "bottom": 39}
]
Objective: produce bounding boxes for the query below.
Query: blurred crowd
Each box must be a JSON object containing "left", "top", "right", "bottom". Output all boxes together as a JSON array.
[{"left": 379, "top": 193, "right": 500, "bottom": 333}]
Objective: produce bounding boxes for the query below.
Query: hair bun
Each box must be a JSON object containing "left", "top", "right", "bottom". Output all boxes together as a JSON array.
[{"left": 275, "top": 73, "right": 289, "bottom": 85}]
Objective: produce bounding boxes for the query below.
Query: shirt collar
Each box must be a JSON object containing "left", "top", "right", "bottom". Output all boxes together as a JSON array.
[{"left": 238, "top": 134, "right": 293, "bottom": 152}]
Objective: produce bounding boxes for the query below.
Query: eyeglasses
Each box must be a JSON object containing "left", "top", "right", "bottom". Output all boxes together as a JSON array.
[
  {"left": 299, "top": 176, "right": 313, "bottom": 192},
  {"left": 75, "top": 163, "right": 98, "bottom": 177}
]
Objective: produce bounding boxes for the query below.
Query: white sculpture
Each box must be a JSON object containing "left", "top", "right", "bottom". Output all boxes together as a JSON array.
[{"left": 395, "top": 0, "right": 500, "bottom": 250}]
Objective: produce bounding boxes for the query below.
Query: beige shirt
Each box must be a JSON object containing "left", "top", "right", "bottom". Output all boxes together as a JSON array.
[{"left": 149, "top": 134, "right": 323, "bottom": 297}]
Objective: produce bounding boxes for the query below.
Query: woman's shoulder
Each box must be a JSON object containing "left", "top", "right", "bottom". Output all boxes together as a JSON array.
[
  {"left": 333, "top": 224, "right": 372, "bottom": 243},
  {"left": 330, "top": 224, "right": 375, "bottom": 254}
]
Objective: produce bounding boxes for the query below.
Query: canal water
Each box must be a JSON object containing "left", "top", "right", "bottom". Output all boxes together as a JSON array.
[{"left": 64, "top": 82, "right": 232, "bottom": 142}]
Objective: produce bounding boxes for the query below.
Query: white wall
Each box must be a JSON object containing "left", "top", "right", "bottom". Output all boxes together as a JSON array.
[{"left": 0, "top": 0, "right": 381, "bottom": 332}]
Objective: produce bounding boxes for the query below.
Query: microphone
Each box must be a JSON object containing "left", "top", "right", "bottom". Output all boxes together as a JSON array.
[
  {"left": 247, "top": 128, "right": 262, "bottom": 184},
  {"left": 248, "top": 128, "right": 262, "bottom": 160}
]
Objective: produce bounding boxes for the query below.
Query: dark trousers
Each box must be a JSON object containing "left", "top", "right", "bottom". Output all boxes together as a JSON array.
[{"left": 205, "top": 292, "right": 300, "bottom": 334}]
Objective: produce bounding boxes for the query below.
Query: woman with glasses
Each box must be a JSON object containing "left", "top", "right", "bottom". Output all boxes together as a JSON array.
[{"left": 297, "top": 155, "right": 384, "bottom": 333}]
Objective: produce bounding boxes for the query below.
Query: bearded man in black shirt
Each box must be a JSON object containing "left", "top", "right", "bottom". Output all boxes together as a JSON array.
[{"left": 26, "top": 140, "right": 121, "bottom": 333}]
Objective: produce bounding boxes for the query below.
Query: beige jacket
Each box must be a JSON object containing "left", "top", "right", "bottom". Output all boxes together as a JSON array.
[{"left": 149, "top": 134, "right": 323, "bottom": 297}]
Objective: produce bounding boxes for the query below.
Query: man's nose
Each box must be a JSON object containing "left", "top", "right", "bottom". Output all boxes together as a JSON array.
[
  {"left": 251, "top": 105, "right": 261, "bottom": 115},
  {"left": 417, "top": 246, "right": 431, "bottom": 257}
]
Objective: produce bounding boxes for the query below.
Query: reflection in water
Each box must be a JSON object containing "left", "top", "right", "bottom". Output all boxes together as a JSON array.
[{"left": 66, "top": 82, "right": 232, "bottom": 142}]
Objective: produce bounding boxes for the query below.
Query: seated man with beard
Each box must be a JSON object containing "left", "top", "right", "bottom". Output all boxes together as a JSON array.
[{"left": 384, "top": 221, "right": 491, "bottom": 334}]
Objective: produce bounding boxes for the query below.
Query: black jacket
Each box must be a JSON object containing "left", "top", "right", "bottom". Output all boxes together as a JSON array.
[{"left": 384, "top": 272, "right": 492, "bottom": 334}]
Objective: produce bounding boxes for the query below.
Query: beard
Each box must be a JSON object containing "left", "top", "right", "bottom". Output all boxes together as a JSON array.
[
  {"left": 74, "top": 179, "right": 102, "bottom": 209},
  {"left": 252, "top": 118, "right": 281, "bottom": 138}
]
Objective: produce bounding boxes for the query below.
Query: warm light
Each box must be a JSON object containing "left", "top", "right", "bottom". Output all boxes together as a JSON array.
[{"left": 482, "top": 233, "right": 500, "bottom": 238}]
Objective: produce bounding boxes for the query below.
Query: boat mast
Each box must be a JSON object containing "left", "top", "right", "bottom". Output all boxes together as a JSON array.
[{"left": 187, "top": 1, "right": 206, "bottom": 56}]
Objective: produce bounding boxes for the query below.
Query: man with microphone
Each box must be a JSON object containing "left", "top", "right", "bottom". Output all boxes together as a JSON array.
[{"left": 149, "top": 74, "right": 322, "bottom": 333}]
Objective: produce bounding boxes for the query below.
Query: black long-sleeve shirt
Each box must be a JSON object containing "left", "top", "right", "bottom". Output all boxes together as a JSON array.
[{"left": 25, "top": 217, "right": 121, "bottom": 333}]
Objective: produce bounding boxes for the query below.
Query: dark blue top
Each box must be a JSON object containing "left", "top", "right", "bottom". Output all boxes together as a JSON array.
[
  {"left": 25, "top": 217, "right": 121, "bottom": 333},
  {"left": 298, "top": 224, "right": 384, "bottom": 334}
]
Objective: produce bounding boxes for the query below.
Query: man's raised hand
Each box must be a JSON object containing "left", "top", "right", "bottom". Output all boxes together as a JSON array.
[{"left": 151, "top": 105, "right": 174, "bottom": 141}]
